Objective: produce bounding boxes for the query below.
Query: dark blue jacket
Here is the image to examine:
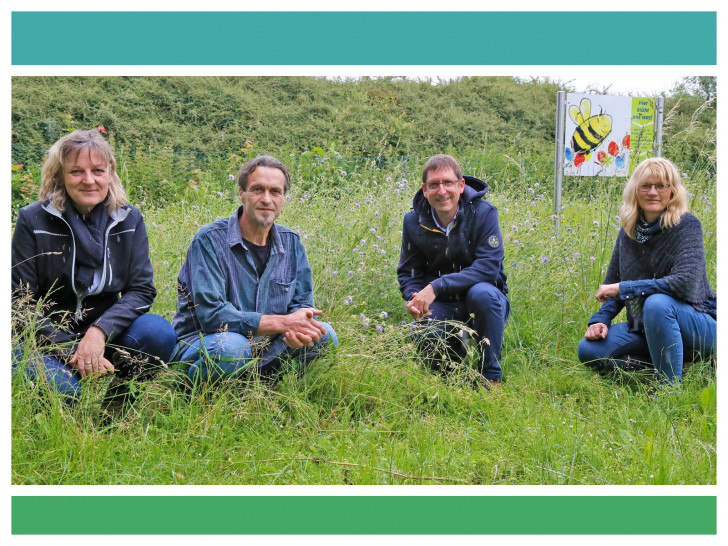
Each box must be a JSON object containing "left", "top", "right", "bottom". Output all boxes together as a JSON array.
[
  {"left": 397, "top": 175, "right": 508, "bottom": 303},
  {"left": 11, "top": 200, "right": 157, "bottom": 345}
]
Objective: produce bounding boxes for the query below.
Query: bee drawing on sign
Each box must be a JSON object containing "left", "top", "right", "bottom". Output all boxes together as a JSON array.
[{"left": 567, "top": 98, "right": 613, "bottom": 168}]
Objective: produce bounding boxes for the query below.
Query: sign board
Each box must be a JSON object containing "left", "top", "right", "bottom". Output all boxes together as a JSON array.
[{"left": 563, "top": 93, "right": 656, "bottom": 177}]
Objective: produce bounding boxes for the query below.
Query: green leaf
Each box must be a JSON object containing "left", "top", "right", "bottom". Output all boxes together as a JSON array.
[{"left": 700, "top": 387, "right": 710, "bottom": 410}]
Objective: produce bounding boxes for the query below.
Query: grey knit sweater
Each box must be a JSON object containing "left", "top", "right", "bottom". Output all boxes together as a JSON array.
[{"left": 589, "top": 212, "right": 716, "bottom": 332}]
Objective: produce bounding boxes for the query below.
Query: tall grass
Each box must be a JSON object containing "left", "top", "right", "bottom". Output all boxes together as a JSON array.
[{"left": 11, "top": 151, "right": 716, "bottom": 485}]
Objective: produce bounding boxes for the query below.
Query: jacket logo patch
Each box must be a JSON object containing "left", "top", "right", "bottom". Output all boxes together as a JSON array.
[{"left": 488, "top": 235, "right": 499, "bottom": 248}]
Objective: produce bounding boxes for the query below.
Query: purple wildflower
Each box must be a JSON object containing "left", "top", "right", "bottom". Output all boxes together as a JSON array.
[
  {"left": 375, "top": 325, "right": 383, "bottom": 333},
  {"left": 540, "top": 256, "right": 549, "bottom": 264}
]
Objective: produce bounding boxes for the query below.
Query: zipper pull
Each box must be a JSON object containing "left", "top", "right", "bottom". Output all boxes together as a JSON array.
[{"left": 75, "top": 297, "right": 83, "bottom": 321}]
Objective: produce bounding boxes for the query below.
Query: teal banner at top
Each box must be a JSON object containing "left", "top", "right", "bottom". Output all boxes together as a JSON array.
[{"left": 12, "top": 11, "right": 717, "bottom": 65}]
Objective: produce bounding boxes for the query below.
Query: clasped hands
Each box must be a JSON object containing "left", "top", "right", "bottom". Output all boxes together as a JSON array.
[
  {"left": 406, "top": 284, "right": 436, "bottom": 320},
  {"left": 67, "top": 325, "right": 115, "bottom": 378},
  {"left": 281, "top": 307, "right": 327, "bottom": 349}
]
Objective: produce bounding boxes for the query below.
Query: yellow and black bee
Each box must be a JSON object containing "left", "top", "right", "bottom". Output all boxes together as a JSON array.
[{"left": 569, "top": 98, "right": 613, "bottom": 160}]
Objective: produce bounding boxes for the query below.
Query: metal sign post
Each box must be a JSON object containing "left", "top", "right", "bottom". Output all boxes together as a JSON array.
[
  {"left": 552, "top": 91, "right": 566, "bottom": 231},
  {"left": 654, "top": 96, "right": 665, "bottom": 157}
]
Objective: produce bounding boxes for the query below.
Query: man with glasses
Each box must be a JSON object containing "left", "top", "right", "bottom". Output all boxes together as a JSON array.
[
  {"left": 397, "top": 154, "right": 509, "bottom": 388},
  {"left": 172, "top": 155, "right": 337, "bottom": 385}
]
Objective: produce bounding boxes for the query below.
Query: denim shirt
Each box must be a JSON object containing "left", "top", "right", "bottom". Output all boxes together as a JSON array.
[{"left": 172, "top": 206, "right": 315, "bottom": 366}]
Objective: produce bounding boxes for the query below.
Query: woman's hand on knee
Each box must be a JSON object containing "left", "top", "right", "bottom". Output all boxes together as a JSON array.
[
  {"left": 596, "top": 283, "right": 620, "bottom": 302},
  {"left": 584, "top": 322, "right": 608, "bottom": 340},
  {"left": 68, "top": 326, "right": 109, "bottom": 378}
]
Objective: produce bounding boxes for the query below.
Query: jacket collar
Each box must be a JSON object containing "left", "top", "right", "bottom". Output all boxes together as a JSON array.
[
  {"left": 227, "top": 205, "right": 284, "bottom": 254},
  {"left": 41, "top": 199, "right": 131, "bottom": 223}
]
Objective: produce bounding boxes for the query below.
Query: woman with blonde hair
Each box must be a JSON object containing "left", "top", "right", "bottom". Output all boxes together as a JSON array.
[
  {"left": 12, "top": 129, "right": 176, "bottom": 408},
  {"left": 578, "top": 157, "right": 716, "bottom": 385}
]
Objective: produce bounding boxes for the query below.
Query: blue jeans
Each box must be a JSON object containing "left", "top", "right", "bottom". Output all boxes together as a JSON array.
[
  {"left": 12, "top": 314, "right": 177, "bottom": 403},
  {"left": 411, "top": 282, "right": 510, "bottom": 381},
  {"left": 178, "top": 322, "right": 337, "bottom": 384},
  {"left": 578, "top": 294, "right": 716, "bottom": 384}
]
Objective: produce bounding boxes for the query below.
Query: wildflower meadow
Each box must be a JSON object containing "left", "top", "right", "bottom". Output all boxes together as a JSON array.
[
  {"left": 11, "top": 153, "right": 717, "bottom": 486},
  {"left": 11, "top": 76, "right": 717, "bottom": 485}
]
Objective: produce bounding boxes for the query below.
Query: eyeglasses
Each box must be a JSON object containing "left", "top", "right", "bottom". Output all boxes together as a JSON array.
[
  {"left": 637, "top": 182, "right": 670, "bottom": 193},
  {"left": 638, "top": 182, "right": 671, "bottom": 193},
  {"left": 425, "top": 180, "right": 459, "bottom": 192}
]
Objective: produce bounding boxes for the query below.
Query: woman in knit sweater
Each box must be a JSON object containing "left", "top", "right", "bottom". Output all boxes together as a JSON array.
[{"left": 578, "top": 157, "right": 716, "bottom": 384}]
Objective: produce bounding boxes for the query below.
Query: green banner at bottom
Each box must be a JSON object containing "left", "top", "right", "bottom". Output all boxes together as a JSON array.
[{"left": 12, "top": 495, "right": 716, "bottom": 534}]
